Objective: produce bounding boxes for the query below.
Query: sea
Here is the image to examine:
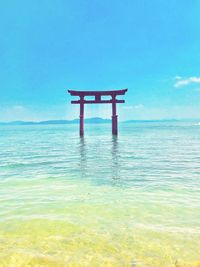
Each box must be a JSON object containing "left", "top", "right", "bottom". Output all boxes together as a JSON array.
[{"left": 0, "top": 122, "right": 200, "bottom": 267}]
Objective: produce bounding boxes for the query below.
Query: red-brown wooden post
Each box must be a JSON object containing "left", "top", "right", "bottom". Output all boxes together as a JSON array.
[
  {"left": 112, "top": 95, "right": 118, "bottom": 135},
  {"left": 68, "top": 89, "right": 127, "bottom": 136},
  {"left": 80, "top": 96, "right": 84, "bottom": 136}
]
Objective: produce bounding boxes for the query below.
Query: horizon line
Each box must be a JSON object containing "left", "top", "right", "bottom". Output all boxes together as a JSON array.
[{"left": 0, "top": 117, "right": 200, "bottom": 125}]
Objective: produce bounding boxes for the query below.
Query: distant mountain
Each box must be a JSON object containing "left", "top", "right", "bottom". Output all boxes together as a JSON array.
[
  {"left": 35, "top": 118, "right": 111, "bottom": 124},
  {"left": 0, "top": 118, "right": 199, "bottom": 126},
  {"left": 123, "top": 119, "right": 180, "bottom": 123},
  {"left": 85, "top": 117, "right": 111, "bottom": 123},
  {"left": 38, "top": 120, "right": 72, "bottom": 125},
  {"left": 0, "top": 117, "right": 111, "bottom": 125}
]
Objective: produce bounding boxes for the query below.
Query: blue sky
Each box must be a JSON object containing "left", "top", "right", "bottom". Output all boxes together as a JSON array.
[{"left": 0, "top": 0, "right": 200, "bottom": 121}]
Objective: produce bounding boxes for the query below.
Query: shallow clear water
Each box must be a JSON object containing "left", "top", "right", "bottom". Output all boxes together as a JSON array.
[{"left": 0, "top": 122, "right": 200, "bottom": 267}]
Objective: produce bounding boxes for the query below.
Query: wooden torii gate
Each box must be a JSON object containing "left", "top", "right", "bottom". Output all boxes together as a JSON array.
[{"left": 68, "top": 89, "right": 128, "bottom": 136}]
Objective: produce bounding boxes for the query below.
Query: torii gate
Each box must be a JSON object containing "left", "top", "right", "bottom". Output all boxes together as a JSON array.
[{"left": 68, "top": 89, "right": 128, "bottom": 136}]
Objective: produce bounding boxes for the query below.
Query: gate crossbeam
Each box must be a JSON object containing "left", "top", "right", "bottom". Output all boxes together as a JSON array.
[{"left": 68, "top": 89, "right": 128, "bottom": 136}]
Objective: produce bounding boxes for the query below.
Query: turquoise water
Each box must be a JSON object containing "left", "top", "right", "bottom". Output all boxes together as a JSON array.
[{"left": 0, "top": 122, "right": 200, "bottom": 267}]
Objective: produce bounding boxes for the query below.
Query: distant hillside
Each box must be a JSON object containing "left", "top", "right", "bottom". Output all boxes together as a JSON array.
[
  {"left": 38, "top": 117, "right": 111, "bottom": 124},
  {"left": 123, "top": 119, "right": 180, "bottom": 123},
  {"left": 0, "top": 117, "right": 111, "bottom": 125},
  {"left": 0, "top": 118, "right": 199, "bottom": 126}
]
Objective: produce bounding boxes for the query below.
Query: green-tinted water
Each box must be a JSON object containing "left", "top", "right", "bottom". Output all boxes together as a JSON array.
[{"left": 0, "top": 122, "right": 200, "bottom": 266}]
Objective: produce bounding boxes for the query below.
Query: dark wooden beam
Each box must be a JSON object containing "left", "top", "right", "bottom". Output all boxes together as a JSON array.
[{"left": 71, "top": 100, "right": 125, "bottom": 104}]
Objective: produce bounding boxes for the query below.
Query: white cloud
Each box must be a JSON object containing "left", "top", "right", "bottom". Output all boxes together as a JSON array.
[
  {"left": 174, "top": 76, "right": 200, "bottom": 88},
  {"left": 12, "top": 105, "right": 26, "bottom": 112},
  {"left": 122, "top": 105, "right": 133, "bottom": 110},
  {"left": 122, "top": 104, "right": 144, "bottom": 110},
  {"left": 134, "top": 104, "right": 144, "bottom": 109}
]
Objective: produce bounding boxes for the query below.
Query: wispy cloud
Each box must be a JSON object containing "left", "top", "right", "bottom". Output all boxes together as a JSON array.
[
  {"left": 12, "top": 105, "right": 26, "bottom": 112},
  {"left": 122, "top": 106, "right": 133, "bottom": 110},
  {"left": 134, "top": 104, "right": 144, "bottom": 109},
  {"left": 123, "top": 104, "right": 144, "bottom": 110},
  {"left": 174, "top": 76, "right": 200, "bottom": 88},
  {"left": 0, "top": 105, "right": 27, "bottom": 121}
]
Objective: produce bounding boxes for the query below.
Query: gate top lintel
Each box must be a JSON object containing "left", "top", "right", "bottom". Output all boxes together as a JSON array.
[{"left": 68, "top": 89, "right": 127, "bottom": 97}]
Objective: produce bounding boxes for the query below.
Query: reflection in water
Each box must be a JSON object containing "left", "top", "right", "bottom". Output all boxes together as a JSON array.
[
  {"left": 1, "top": 123, "right": 200, "bottom": 266},
  {"left": 79, "top": 137, "right": 87, "bottom": 178},
  {"left": 111, "top": 135, "right": 120, "bottom": 180},
  {"left": 79, "top": 135, "right": 120, "bottom": 182}
]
